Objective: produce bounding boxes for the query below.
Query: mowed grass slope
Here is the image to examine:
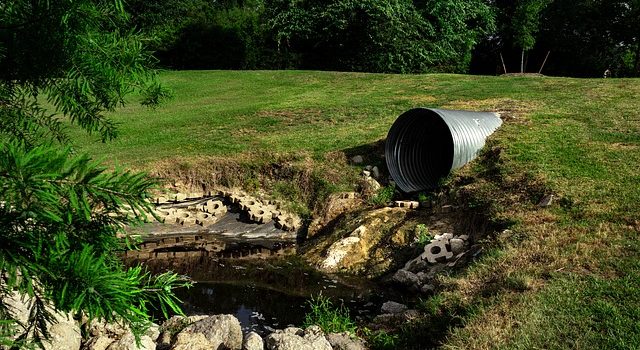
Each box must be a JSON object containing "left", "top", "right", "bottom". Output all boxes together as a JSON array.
[{"left": 72, "top": 71, "right": 640, "bottom": 349}]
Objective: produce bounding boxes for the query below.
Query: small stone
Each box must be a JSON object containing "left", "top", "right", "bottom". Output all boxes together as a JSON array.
[
  {"left": 449, "top": 238, "right": 465, "bottom": 254},
  {"left": 365, "top": 177, "right": 382, "bottom": 192},
  {"left": 458, "top": 234, "right": 469, "bottom": 241},
  {"left": 361, "top": 170, "right": 371, "bottom": 177},
  {"left": 433, "top": 233, "right": 453, "bottom": 241},
  {"left": 420, "top": 284, "right": 435, "bottom": 293},
  {"left": 538, "top": 194, "right": 554, "bottom": 207},
  {"left": 243, "top": 331, "right": 264, "bottom": 350},
  {"left": 364, "top": 165, "right": 373, "bottom": 171},
  {"left": 441, "top": 204, "right": 454, "bottom": 213},
  {"left": 351, "top": 155, "right": 364, "bottom": 164},
  {"left": 392, "top": 269, "right": 420, "bottom": 287},
  {"left": 371, "top": 166, "right": 380, "bottom": 179},
  {"left": 381, "top": 301, "right": 408, "bottom": 314}
]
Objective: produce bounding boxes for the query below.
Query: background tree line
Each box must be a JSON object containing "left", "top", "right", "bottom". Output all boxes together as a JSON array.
[{"left": 126, "top": 0, "right": 640, "bottom": 77}]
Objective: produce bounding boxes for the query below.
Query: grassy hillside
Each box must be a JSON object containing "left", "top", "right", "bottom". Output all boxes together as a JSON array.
[{"left": 72, "top": 71, "right": 640, "bottom": 349}]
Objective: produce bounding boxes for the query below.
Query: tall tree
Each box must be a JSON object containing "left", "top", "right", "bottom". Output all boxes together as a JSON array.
[
  {"left": 1, "top": 0, "right": 184, "bottom": 347},
  {"left": 513, "top": 0, "right": 552, "bottom": 72},
  {"left": 494, "top": 0, "right": 551, "bottom": 73}
]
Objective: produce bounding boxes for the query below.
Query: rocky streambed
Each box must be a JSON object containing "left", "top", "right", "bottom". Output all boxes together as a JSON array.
[{"left": 4, "top": 179, "right": 495, "bottom": 350}]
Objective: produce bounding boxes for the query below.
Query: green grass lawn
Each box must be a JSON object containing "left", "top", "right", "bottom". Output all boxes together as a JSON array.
[{"left": 72, "top": 70, "right": 640, "bottom": 349}]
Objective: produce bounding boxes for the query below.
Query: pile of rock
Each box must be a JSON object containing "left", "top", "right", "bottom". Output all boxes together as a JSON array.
[
  {"left": 392, "top": 232, "right": 473, "bottom": 293},
  {"left": 83, "top": 314, "right": 367, "bottom": 350},
  {"left": 71, "top": 313, "right": 369, "bottom": 350}
]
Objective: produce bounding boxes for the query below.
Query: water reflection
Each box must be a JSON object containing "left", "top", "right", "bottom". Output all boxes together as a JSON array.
[{"left": 176, "top": 282, "right": 309, "bottom": 334}]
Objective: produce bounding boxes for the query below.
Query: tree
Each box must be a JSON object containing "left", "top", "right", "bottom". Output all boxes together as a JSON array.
[
  {"left": 494, "top": 0, "right": 552, "bottom": 73},
  {"left": 266, "top": 0, "right": 494, "bottom": 73},
  {"left": 534, "top": 0, "right": 640, "bottom": 77},
  {"left": 1, "top": 0, "right": 184, "bottom": 347},
  {"left": 0, "top": 0, "right": 171, "bottom": 145}
]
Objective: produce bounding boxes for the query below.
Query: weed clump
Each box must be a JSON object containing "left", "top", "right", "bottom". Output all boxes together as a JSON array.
[{"left": 303, "top": 295, "right": 357, "bottom": 335}]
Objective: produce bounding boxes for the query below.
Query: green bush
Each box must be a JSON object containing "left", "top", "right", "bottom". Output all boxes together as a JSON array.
[
  {"left": 414, "top": 224, "right": 431, "bottom": 248},
  {"left": 0, "top": 142, "right": 189, "bottom": 346},
  {"left": 370, "top": 185, "right": 396, "bottom": 206}
]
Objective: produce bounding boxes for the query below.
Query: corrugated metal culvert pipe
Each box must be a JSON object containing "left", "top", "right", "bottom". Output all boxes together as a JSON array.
[{"left": 385, "top": 108, "right": 503, "bottom": 193}]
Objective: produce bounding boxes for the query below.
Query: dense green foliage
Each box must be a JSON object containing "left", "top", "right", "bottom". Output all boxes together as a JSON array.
[
  {"left": 1, "top": 0, "right": 184, "bottom": 347},
  {"left": 0, "top": 0, "right": 170, "bottom": 145},
  {"left": 267, "top": 0, "right": 494, "bottom": 73},
  {"left": 0, "top": 143, "right": 187, "bottom": 345},
  {"left": 472, "top": 0, "right": 640, "bottom": 76},
  {"left": 126, "top": 0, "right": 640, "bottom": 76},
  {"left": 126, "top": 0, "right": 495, "bottom": 73}
]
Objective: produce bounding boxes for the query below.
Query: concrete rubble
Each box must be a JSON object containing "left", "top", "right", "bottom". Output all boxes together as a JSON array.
[
  {"left": 392, "top": 228, "right": 473, "bottom": 293},
  {"left": 148, "top": 189, "right": 302, "bottom": 232}
]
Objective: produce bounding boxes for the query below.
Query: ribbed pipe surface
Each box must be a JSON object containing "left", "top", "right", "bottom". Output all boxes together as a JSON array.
[{"left": 385, "top": 108, "right": 503, "bottom": 193}]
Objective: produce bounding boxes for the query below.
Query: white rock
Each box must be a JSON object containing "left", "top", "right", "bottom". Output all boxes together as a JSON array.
[
  {"left": 106, "top": 331, "right": 155, "bottom": 350},
  {"left": 171, "top": 332, "right": 210, "bottom": 350},
  {"left": 171, "top": 314, "right": 242, "bottom": 350},
  {"left": 433, "top": 233, "right": 453, "bottom": 241},
  {"left": 243, "top": 331, "right": 264, "bottom": 350},
  {"left": 351, "top": 155, "right": 364, "bottom": 164},
  {"left": 326, "top": 332, "right": 367, "bottom": 350},
  {"left": 43, "top": 319, "right": 82, "bottom": 350},
  {"left": 371, "top": 166, "right": 380, "bottom": 179},
  {"left": 365, "top": 177, "right": 381, "bottom": 192},
  {"left": 265, "top": 326, "right": 332, "bottom": 350},
  {"left": 320, "top": 236, "right": 361, "bottom": 270}
]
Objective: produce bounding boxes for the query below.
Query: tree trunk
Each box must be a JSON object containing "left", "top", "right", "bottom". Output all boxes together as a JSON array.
[
  {"left": 538, "top": 51, "right": 551, "bottom": 74},
  {"left": 500, "top": 52, "right": 508, "bottom": 74},
  {"left": 521, "top": 49, "right": 525, "bottom": 73}
]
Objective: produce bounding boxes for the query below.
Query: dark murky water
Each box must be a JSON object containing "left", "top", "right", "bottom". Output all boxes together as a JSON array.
[
  {"left": 176, "top": 282, "right": 309, "bottom": 333},
  {"left": 148, "top": 257, "right": 396, "bottom": 334}
]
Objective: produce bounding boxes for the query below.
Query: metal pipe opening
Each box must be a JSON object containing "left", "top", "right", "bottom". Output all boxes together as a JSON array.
[{"left": 385, "top": 108, "right": 503, "bottom": 193}]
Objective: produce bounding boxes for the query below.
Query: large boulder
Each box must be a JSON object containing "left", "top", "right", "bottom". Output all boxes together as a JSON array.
[
  {"left": 43, "top": 315, "right": 82, "bottom": 350},
  {"left": 4, "top": 291, "right": 81, "bottom": 350},
  {"left": 265, "top": 326, "right": 332, "bottom": 350},
  {"left": 170, "top": 314, "right": 242, "bottom": 350},
  {"left": 157, "top": 315, "right": 208, "bottom": 349},
  {"left": 304, "top": 207, "right": 411, "bottom": 277}
]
